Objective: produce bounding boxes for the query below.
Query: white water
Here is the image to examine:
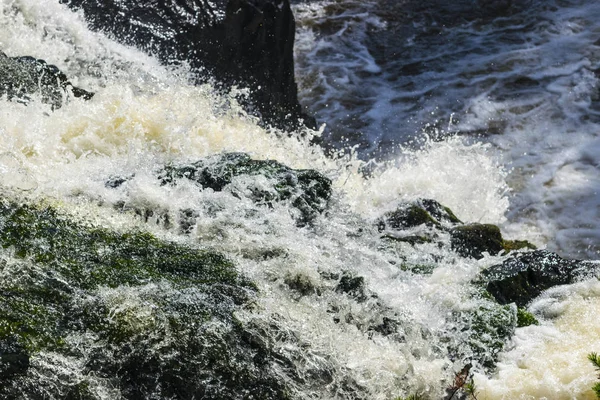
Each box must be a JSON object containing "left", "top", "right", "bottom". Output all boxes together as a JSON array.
[
  {"left": 1, "top": 0, "right": 600, "bottom": 398},
  {"left": 293, "top": 0, "right": 600, "bottom": 261}
]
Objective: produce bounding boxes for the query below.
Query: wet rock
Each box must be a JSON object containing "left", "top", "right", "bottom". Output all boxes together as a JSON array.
[
  {"left": 336, "top": 273, "right": 367, "bottom": 302},
  {"left": 284, "top": 272, "right": 318, "bottom": 296},
  {"left": 481, "top": 250, "right": 600, "bottom": 307},
  {"left": 61, "top": 0, "right": 313, "bottom": 131},
  {"left": 0, "top": 198, "right": 298, "bottom": 399},
  {"left": 158, "top": 152, "right": 332, "bottom": 224},
  {"left": 450, "top": 223, "right": 536, "bottom": 259},
  {"left": 0, "top": 339, "right": 29, "bottom": 379},
  {"left": 377, "top": 198, "right": 461, "bottom": 232},
  {"left": 0, "top": 52, "right": 93, "bottom": 108},
  {"left": 450, "top": 223, "right": 505, "bottom": 259},
  {"left": 451, "top": 301, "right": 517, "bottom": 370}
]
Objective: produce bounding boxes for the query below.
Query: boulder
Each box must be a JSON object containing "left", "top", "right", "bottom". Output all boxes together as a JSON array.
[
  {"left": 377, "top": 198, "right": 461, "bottom": 232},
  {"left": 158, "top": 152, "right": 332, "bottom": 224},
  {"left": 450, "top": 224, "right": 505, "bottom": 259},
  {"left": 481, "top": 250, "right": 600, "bottom": 307},
  {"left": 0, "top": 52, "right": 93, "bottom": 108},
  {"left": 60, "top": 0, "right": 314, "bottom": 131},
  {"left": 0, "top": 199, "right": 294, "bottom": 399},
  {"left": 377, "top": 199, "right": 535, "bottom": 260}
]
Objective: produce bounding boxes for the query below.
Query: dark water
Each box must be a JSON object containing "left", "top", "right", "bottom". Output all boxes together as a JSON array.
[{"left": 294, "top": 0, "right": 600, "bottom": 259}]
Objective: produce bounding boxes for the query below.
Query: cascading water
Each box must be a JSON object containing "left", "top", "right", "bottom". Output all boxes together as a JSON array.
[{"left": 0, "top": 0, "right": 600, "bottom": 399}]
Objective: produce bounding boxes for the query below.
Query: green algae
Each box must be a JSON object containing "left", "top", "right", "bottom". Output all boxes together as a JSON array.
[
  {"left": 516, "top": 307, "right": 539, "bottom": 327},
  {"left": 503, "top": 239, "right": 537, "bottom": 252},
  {"left": 0, "top": 198, "right": 297, "bottom": 399},
  {"left": 0, "top": 201, "right": 246, "bottom": 290}
]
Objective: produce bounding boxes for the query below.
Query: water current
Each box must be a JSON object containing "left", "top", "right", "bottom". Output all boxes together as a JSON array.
[{"left": 0, "top": 0, "right": 600, "bottom": 398}]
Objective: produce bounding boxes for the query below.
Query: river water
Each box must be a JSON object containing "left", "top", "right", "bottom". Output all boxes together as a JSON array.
[
  {"left": 1, "top": 0, "right": 600, "bottom": 398},
  {"left": 293, "top": 0, "right": 600, "bottom": 261}
]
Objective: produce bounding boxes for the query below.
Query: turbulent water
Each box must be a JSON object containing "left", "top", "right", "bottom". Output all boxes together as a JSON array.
[
  {"left": 294, "top": 0, "right": 600, "bottom": 260},
  {"left": 1, "top": 0, "right": 600, "bottom": 399}
]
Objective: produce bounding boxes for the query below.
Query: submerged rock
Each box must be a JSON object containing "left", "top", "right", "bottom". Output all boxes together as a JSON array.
[
  {"left": 377, "top": 199, "right": 534, "bottom": 261},
  {"left": 157, "top": 152, "right": 332, "bottom": 224},
  {"left": 0, "top": 52, "right": 93, "bottom": 108},
  {"left": 377, "top": 198, "right": 461, "bottom": 232},
  {"left": 61, "top": 0, "right": 313, "bottom": 131},
  {"left": 481, "top": 250, "right": 600, "bottom": 307},
  {"left": 0, "top": 199, "right": 299, "bottom": 399}
]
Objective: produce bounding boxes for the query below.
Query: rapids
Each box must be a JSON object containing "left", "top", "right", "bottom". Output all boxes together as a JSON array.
[{"left": 0, "top": 0, "right": 599, "bottom": 399}]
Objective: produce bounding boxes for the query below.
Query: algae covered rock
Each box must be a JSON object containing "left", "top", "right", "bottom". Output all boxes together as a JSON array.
[
  {"left": 450, "top": 223, "right": 505, "bottom": 259},
  {"left": 158, "top": 152, "right": 332, "bottom": 224},
  {"left": 464, "top": 302, "right": 517, "bottom": 369},
  {"left": 377, "top": 198, "right": 461, "bottom": 232},
  {"left": 0, "top": 199, "right": 295, "bottom": 399},
  {"left": 481, "top": 250, "right": 600, "bottom": 307},
  {"left": 0, "top": 52, "right": 93, "bottom": 108},
  {"left": 450, "top": 224, "right": 536, "bottom": 260}
]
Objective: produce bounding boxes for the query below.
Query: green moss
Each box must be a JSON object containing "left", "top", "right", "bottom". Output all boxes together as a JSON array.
[
  {"left": 459, "top": 302, "right": 517, "bottom": 369},
  {"left": 503, "top": 239, "right": 537, "bottom": 253},
  {"left": 450, "top": 224, "right": 505, "bottom": 259},
  {"left": 441, "top": 206, "right": 462, "bottom": 224},
  {"left": 516, "top": 308, "right": 539, "bottom": 327},
  {"left": 0, "top": 198, "right": 290, "bottom": 398},
  {"left": 0, "top": 201, "right": 247, "bottom": 290},
  {"left": 157, "top": 153, "right": 332, "bottom": 224}
]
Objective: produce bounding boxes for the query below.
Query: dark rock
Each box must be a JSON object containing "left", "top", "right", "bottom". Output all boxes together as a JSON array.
[
  {"left": 158, "top": 152, "right": 332, "bottom": 224},
  {"left": 481, "top": 250, "right": 600, "bottom": 307},
  {"left": 368, "top": 316, "right": 399, "bottom": 336},
  {"left": 60, "top": 0, "right": 314, "bottom": 131},
  {"left": 452, "top": 302, "right": 516, "bottom": 370},
  {"left": 420, "top": 199, "right": 462, "bottom": 225},
  {"left": 0, "top": 52, "right": 93, "bottom": 108},
  {"left": 336, "top": 273, "right": 366, "bottom": 302},
  {"left": 0, "top": 199, "right": 301, "bottom": 399},
  {"left": 378, "top": 204, "right": 438, "bottom": 231},
  {"left": 377, "top": 198, "right": 461, "bottom": 233},
  {"left": 284, "top": 273, "right": 317, "bottom": 296},
  {"left": 0, "top": 338, "right": 29, "bottom": 379},
  {"left": 450, "top": 223, "right": 505, "bottom": 259}
]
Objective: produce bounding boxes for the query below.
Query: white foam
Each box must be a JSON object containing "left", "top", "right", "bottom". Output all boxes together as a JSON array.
[{"left": 475, "top": 279, "right": 600, "bottom": 399}]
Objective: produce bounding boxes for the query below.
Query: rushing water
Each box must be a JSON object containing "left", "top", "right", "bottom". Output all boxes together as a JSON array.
[
  {"left": 293, "top": 0, "right": 600, "bottom": 260},
  {"left": 1, "top": 0, "right": 600, "bottom": 398}
]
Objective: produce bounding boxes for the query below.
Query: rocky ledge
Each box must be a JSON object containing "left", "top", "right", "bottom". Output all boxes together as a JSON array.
[{"left": 60, "top": 0, "right": 314, "bottom": 131}]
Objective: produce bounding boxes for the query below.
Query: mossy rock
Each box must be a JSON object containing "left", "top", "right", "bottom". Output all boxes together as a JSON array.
[
  {"left": 0, "top": 198, "right": 297, "bottom": 399},
  {"left": 455, "top": 301, "right": 517, "bottom": 370},
  {"left": 154, "top": 152, "right": 331, "bottom": 225},
  {"left": 516, "top": 308, "right": 539, "bottom": 327},
  {"left": 419, "top": 199, "right": 462, "bottom": 224},
  {"left": 377, "top": 198, "right": 462, "bottom": 234},
  {"left": 481, "top": 250, "right": 600, "bottom": 307},
  {"left": 381, "top": 234, "right": 432, "bottom": 246},
  {"left": 284, "top": 273, "right": 318, "bottom": 296},
  {"left": 450, "top": 223, "right": 505, "bottom": 259},
  {"left": 378, "top": 204, "right": 439, "bottom": 231},
  {"left": 503, "top": 239, "right": 537, "bottom": 252},
  {"left": 336, "top": 273, "right": 367, "bottom": 302},
  {"left": 0, "top": 52, "right": 93, "bottom": 108}
]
